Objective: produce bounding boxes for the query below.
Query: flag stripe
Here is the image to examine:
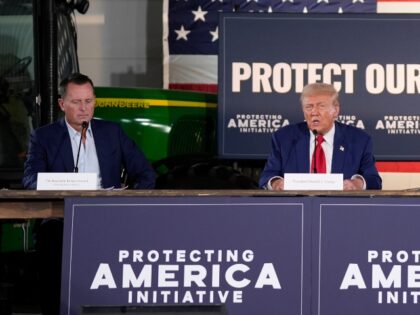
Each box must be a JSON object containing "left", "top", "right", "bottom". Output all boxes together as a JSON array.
[
  {"left": 376, "top": 162, "right": 420, "bottom": 172},
  {"left": 169, "top": 83, "right": 218, "bottom": 93},
  {"left": 378, "top": 0, "right": 420, "bottom": 2},
  {"left": 163, "top": 0, "right": 170, "bottom": 89},
  {"left": 168, "top": 55, "right": 217, "bottom": 84},
  {"left": 377, "top": 2, "right": 420, "bottom": 12}
]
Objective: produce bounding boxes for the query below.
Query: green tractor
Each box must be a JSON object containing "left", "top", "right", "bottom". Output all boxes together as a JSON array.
[
  {"left": 94, "top": 86, "right": 259, "bottom": 189},
  {"left": 0, "top": 0, "right": 258, "bottom": 253}
]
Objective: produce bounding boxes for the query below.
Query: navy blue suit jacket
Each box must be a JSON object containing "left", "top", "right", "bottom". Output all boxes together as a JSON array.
[
  {"left": 259, "top": 122, "right": 382, "bottom": 190},
  {"left": 23, "top": 118, "right": 155, "bottom": 189}
]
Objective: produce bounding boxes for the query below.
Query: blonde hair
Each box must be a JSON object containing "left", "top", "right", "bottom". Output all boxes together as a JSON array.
[{"left": 300, "top": 83, "right": 339, "bottom": 107}]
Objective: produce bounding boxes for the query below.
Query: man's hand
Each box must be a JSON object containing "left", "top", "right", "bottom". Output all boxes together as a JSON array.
[
  {"left": 343, "top": 177, "right": 364, "bottom": 190},
  {"left": 270, "top": 178, "right": 284, "bottom": 190}
]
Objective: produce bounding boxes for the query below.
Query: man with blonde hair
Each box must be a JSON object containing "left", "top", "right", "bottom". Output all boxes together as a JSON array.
[{"left": 259, "top": 82, "right": 382, "bottom": 190}]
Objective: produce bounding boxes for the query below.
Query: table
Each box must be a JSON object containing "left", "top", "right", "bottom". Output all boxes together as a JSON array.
[{"left": 2, "top": 189, "right": 420, "bottom": 219}]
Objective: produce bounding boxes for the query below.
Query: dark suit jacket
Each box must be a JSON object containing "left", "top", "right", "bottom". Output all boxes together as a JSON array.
[
  {"left": 23, "top": 118, "right": 155, "bottom": 189},
  {"left": 259, "top": 121, "right": 382, "bottom": 190}
]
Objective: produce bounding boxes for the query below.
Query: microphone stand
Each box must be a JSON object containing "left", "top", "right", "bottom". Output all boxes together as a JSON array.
[
  {"left": 312, "top": 129, "right": 318, "bottom": 174},
  {"left": 74, "top": 121, "right": 88, "bottom": 173}
]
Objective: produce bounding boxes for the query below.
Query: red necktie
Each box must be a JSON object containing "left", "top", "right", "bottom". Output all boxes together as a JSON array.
[{"left": 311, "top": 135, "right": 326, "bottom": 173}]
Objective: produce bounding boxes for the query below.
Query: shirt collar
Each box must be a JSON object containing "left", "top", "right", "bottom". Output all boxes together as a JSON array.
[
  {"left": 309, "top": 123, "right": 335, "bottom": 145},
  {"left": 323, "top": 123, "right": 335, "bottom": 145},
  {"left": 64, "top": 118, "right": 92, "bottom": 139}
]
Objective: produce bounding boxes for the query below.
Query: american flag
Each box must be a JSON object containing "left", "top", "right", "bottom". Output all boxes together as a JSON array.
[{"left": 163, "top": 0, "right": 420, "bottom": 93}]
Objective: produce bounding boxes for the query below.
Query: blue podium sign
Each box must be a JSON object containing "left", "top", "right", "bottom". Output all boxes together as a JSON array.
[
  {"left": 61, "top": 197, "right": 309, "bottom": 315},
  {"left": 312, "top": 198, "right": 420, "bottom": 315},
  {"left": 62, "top": 196, "right": 420, "bottom": 315}
]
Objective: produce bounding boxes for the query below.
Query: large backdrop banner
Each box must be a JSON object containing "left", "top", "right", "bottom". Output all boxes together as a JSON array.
[
  {"left": 218, "top": 13, "right": 420, "bottom": 160},
  {"left": 61, "top": 196, "right": 420, "bottom": 315}
]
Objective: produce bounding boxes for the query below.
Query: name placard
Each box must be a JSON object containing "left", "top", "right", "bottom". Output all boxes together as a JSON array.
[
  {"left": 37, "top": 173, "right": 98, "bottom": 190},
  {"left": 284, "top": 173, "right": 343, "bottom": 190}
]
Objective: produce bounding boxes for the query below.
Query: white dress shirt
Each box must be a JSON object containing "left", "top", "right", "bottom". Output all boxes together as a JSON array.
[{"left": 65, "top": 120, "right": 102, "bottom": 188}]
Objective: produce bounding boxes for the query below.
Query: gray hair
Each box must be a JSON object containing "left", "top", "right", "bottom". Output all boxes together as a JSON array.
[{"left": 59, "top": 73, "right": 94, "bottom": 98}]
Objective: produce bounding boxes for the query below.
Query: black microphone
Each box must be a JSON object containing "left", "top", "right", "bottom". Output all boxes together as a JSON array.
[
  {"left": 74, "top": 121, "right": 88, "bottom": 173},
  {"left": 312, "top": 129, "right": 318, "bottom": 174}
]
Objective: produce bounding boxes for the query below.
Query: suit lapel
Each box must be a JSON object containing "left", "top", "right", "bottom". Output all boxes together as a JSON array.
[
  {"left": 331, "top": 122, "right": 347, "bottom": 173},
  {"left": 295, "top": 124, "right": 310, "bottom": 173},
  {"left": 90, "top": 120, "right": 107, "bottom": 175},
  {"left": 57, "top": 119, "right": 75, "bottom": 172}
]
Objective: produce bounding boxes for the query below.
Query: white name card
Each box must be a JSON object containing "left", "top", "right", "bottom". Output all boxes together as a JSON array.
[
  {"left": 284, "top": 173, "right": 343, "bottom": 190},
  {"left": 37, "top": 173, "right": 98, "bottom": 190}
]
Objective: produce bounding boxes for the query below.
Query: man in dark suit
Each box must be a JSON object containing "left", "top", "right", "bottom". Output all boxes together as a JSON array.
[
  {"left": 259, "top": 83, "right": 382, "bottom": 190},
  {"left": 22, "top": 73, "right": 155, "bottom": 314},
  {"left": 23, "top": 73, "right": 155, "bottom": 189}
]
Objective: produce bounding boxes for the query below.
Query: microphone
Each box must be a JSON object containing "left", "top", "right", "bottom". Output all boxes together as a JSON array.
[
  {"left": 312, "top": 129, "right": 318, "bottom": 174},
  {"left": 74, "top": 121, "right": 88, "bottom": 173}
]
